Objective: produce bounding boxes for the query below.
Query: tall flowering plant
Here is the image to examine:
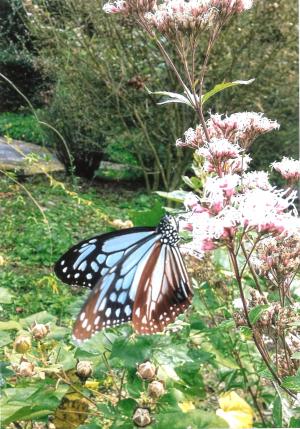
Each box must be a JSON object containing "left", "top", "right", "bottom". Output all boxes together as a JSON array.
[{"left": 104, "top": 0, "right": 300, "bottom": 415}]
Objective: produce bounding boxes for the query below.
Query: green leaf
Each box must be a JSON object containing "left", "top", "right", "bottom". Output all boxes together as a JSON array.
[
  {"left": 153, "top": 410, "right": 228, "bottom": 429},
  {"left": 0, "top": 331, "right": 12, "bottom": 347},
  {"left": 290, "top": 417, "right": 300, "bottom": 428},
  {"left": 156, "top": 190, "right": 189, "bottom": 203},
  {"left": 0, "top": 320, "right": 21, "bottom": 331},
  {"left": 291, "top": 351, "right": 300, "bottom": 360},
  {"left": 248, "top": 305, "right": 269, "bottom": 324},
  {"left": 273, "top": 395, "right": 283, "bottom": 428},
  {"left": 202, "top": 79, "right": 255, "bottom": 105},
  {"left": 146, "top": 89, "right": 195, "bottom": 108},
  {"left": 0, "top": 287, "right": 14, "bottom": 304},
  {"left": 239, "top": 326, "right": 253, "bottom": 341},
  {"left": 117, "top": 398, "right": 138, "bottom": 417},
  {"left": 20, "top": 310, "right": 57, "bottom": 328},
  {"left": 282, "top": 375, "right": 300, "bottom": 391}
]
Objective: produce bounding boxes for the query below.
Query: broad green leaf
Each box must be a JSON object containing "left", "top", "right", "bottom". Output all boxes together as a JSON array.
[
  {"left": 153, "top": 410, "right": 228, "bottom": 429},
  {"left": 291, "top": 351, "right": 300, "bottom": 360},
  {"left": 273, "top": 395, "right": 283, "bottom": 428},
  {"left": 20, "top": 310, "right": 57, "bottom": 328},
  {"left": 202, "top": 79, "right": 255, "bottom": 105},
  {"left": 0, "top": 287, "right": 14, "bottom": 304},
  {"left": 282, "top": 375, "right": 300, "bottom": 391},
  {"left": 248, "top": 305, "right": 269, "bottom": 324},
  {"left": 157, "top": 190, "right": 189, "bottom": 203},
  {"left": 117, "top": 398, "right": 138, "bottom": 417},
  {"left": 290, "top": 417, "right": 300, "bottom": 428},
  {"left": 0, "top": 331, "right": 12, "bottom": 347},
  {"left": 182, "top": 176, "right": 202, "bottom": 191},
  {"left": 0, "top": 320, "right": 21, "bottom": 331},
  {"left": 239, "top": 326, "right": 253, "bottom": 341}
]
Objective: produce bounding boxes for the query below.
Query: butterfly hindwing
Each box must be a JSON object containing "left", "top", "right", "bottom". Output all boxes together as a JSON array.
[
  {"left": 132, "top": 243, "right": 192, "bottom": 334},
  {"left": 54, "top": 227, "right": 155, "bottom": 289}
]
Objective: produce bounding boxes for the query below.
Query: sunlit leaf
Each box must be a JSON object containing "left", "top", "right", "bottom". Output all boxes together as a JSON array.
[
  {"left": 202, "top": 79, "right": 255, "bottom": 105},
  {"left": 157, "top": 190, "right": 189, "bottom": 203},
  {"left": 273, "top": 395, "right": 282, "bottom": 428},
  {"left": 0, "top": 287, "right": 14, "bottom": 304},
  {"left": 248, "top": 305, "right": 269, "bottom": 324}
]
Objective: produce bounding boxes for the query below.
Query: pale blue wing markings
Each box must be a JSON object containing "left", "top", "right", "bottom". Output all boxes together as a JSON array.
[
  {"left": 73, "top": 244, "right": 96, "bottom": 269},
  {"left": 120, "top": 235, "right": 158, "bottom": 275},
  {"left": 106, "top": 251, "right": 124, "bottom": 268},
  {"left": 96, "top": 254, "right": 106, "bottom": 264},
  {"left": 122, "top": 267, "right": 137, "bottom": 290},
  {"left": 94, "top": 273, "right": 115, "bottom": 313},
  {"left": 115, "top": 278, "right": 123, "bottom": 291},
  {"left": 109, "top": 292, "right": 117, "bottom": 302},
  {"left": 102, "top": 231, "right": 154, "bottom": 252},
  {"left": 78, "top": 261, "right": 87, "bottom": 271},
  {"left": 101, "top": 268, "right": 109, "bottom": 276},
  {"left": 91, "top": 262, "right": 99, "bottom": 272},
  {"left": 117, "top": 291, "right": 128, "bottom": 304}
]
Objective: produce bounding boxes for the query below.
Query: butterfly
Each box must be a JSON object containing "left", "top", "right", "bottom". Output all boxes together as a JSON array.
[{"left": 54, "top": 215, "right": 193, "bottom": 341}]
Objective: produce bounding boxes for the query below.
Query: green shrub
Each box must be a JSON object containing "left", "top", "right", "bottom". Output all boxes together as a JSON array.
[{"left": 0, "top": 112, "right": 45, "bottom": 144}]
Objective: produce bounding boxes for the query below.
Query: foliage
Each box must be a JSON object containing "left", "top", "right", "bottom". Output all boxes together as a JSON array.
[
  {"left": 25, "top": 0, "right": 192, "bottom": 186},
  {"left": 0, "top": 112, "right": 45, "bottom": 144},
  {"left": 0, "top": 0, "right": 49, "bottom": 111},
  {"left": 24, "top": 0, "right": 298, "bottom": 185}
]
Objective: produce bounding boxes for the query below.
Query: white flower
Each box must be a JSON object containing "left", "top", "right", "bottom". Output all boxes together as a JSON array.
[
  {"left": 272, "top": 157, "right": 300, "bottom": 181},
  {"left": 242, "top": 171, "right": 272, "bottom": 190}
]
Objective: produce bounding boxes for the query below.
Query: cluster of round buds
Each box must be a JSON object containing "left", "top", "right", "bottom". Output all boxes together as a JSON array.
[
  {"left": 272, "top": 157, "right": 300, "bottom": 183},
  {"left": 30, "top": 322, "right": 50, "bottom": 340},
  {"left": 12, "top": 357, "right": 35, "bottom": 377},
  {"left": 103, "top": 0, "right": 156, "bottom": 15},
  {"left": 145, "top": 0, "right": 217, "bottom": 36},
  {"left": 252, "top": 235, "right": 300, "bottom": 282},
  {"left": 76, "top": 361, "right": 93, "bottom": 380}
]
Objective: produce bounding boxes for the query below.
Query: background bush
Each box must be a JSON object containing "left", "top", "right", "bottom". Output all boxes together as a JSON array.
[{"left": 0, "top": 0, "right": 49, "bottom": 112}]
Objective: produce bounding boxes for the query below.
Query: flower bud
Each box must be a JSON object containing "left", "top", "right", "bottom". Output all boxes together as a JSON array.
[
  {"left": 76, "top": 361, "right": 93, "bottom": 379},
  {"left": 147, "top": 380, "right": 165, "bottom": 398},
  {"left": 137, "top": 361, "right": 156, "bottom": 381},
  {"left": 132, "top": 408, "right": 151, "bottom": 427},
  {"left": 13, "top": 359, "right": 35, "bottom": 377},
  {"left": 14, "top": 335, "right": 31, "bottom": 353},
  {"left": 31, "top": 322, "right": 50, "bottom": 340}
]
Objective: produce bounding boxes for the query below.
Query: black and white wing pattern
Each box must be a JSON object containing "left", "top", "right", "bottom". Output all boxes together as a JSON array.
[
  {"left": 71, "top": 215, "right": 193, "bottom": 341},
  {"left": 54, "top": 227, "right": 155, "bottom": 289}
]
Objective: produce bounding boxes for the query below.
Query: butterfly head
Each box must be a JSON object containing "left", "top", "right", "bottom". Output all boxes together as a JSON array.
[{"left": 157, "top": 215, "right": 179, "bottom": 245}]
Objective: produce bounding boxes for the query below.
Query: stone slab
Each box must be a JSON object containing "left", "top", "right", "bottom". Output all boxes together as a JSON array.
[{"left": 0, "top": 137, "right": 65, "bottom": 175}]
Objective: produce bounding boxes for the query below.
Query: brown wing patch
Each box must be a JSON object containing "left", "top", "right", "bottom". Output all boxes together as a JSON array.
[{"left": 132, "top": 244, "right": 192, "bottom": 335}]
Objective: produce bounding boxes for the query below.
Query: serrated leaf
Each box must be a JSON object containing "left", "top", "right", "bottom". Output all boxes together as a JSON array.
[
  {"left": 273, "top": 395, "right": 283, "bottom": 428},
  {"left": 156, "top": 190, "right": 189, "bottom": 203},
  {"left": 0, "top": 287, "right": 14, "bottom": 304},
  {"left": 0, "top": 331, "right": 12, "bottom": 347},
  {"left": 202, "top": 79, "right": 255, "bottom": 105},
  {"left": 248, "top": 305, "right": 269, "bottom": 324},
  {"left": 282, "top": 375, "right": 300, "bottom": 391}
]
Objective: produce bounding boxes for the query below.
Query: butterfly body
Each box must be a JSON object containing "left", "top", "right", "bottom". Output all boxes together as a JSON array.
[{"left": 54, "top": 215, "right": 192, "bottom": 341}]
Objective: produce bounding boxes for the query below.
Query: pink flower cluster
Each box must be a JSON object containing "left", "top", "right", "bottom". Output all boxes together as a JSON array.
[
  {"left": 272, "top": 157, "right": 300, "bottom": 182},
  {"left": 184, "top": 186, "right": 299, "bottom": 258},
  {"left": 145, "top": 0, "right": 216, "bottom": 34},
  {"left": 103, "top": 0, "right": 156, "bottom": 15},
  {"left": 176, "top": 112, "right": 279, "bottom": 149}
]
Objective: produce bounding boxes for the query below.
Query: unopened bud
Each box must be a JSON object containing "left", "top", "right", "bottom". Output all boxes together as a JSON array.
[
  {"left": 76, "top": 361, "right": 93, "bottom": 379},
  {"left": 14, "top": 335, "right": 31, "bottom": 353},
  {"left": 133, "top": 408, "right": 151, "bottom": 427},
  {"left": 147, "top": 380, "right": 165, "bottom": 398},
  {"left": 31, "top": 322, "right": 50, "bottom": 340},
  {"left": 14, "top": 358, "right": 35, "bottom": 377},
  {"left": 137, "top": 361, "right": 156, "bottom": 381}
]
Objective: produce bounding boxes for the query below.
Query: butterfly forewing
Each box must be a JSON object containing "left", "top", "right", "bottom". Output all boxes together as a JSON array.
[
  {"left": 132, "top": 243, "right": 192, "bottom": 335},
  {"left": 54, "top": 227, "right": 155, "bottom": 289},
  {"left": 72, "top": 234, "right": 160, "bottom": 341}
]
